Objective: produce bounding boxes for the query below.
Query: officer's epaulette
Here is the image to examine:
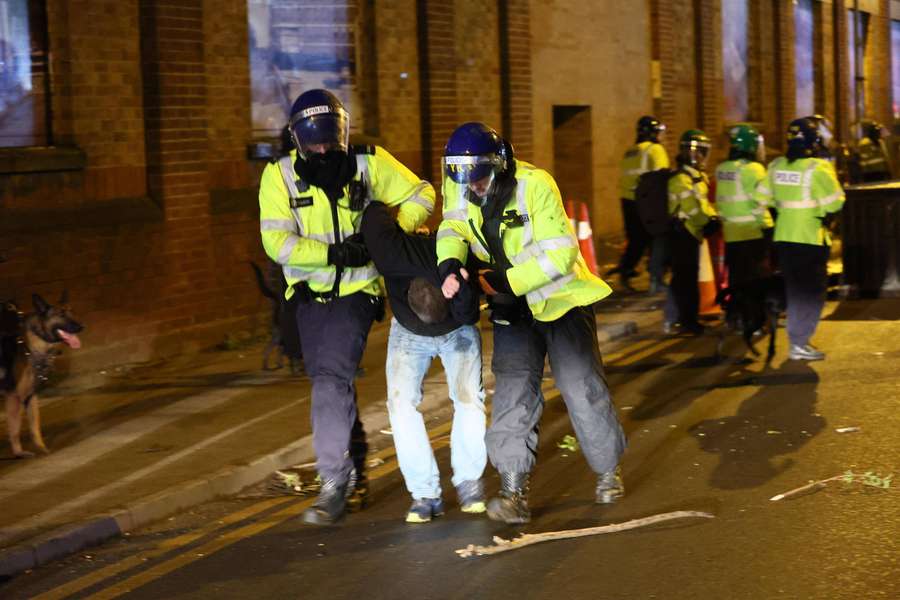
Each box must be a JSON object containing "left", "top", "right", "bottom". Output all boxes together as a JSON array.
[{"left": 350, "top": 144, "right": 376, "bottom": 155}]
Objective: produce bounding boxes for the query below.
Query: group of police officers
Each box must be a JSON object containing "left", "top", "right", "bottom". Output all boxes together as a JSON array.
[{"left": 259, "top": 87, "right": 885, "bottom": 528}]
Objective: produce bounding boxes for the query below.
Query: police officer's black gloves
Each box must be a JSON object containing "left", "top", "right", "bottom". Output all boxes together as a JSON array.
[
  {"left": 328, "top": 234, "right": 371, "bottom": 268},
  {"left": 478, "top": 269, "right": 512, "bottom": 296},
  {"left": 702, "top": 216, "right": 722, "bottom": 237}
]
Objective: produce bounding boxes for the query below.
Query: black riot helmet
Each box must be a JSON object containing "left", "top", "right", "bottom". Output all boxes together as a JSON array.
[{"left": 636, "top": 116, "right": 666, "bottom": 143}]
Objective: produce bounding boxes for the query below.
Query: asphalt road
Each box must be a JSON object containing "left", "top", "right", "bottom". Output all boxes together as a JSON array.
[{"left": 4, "top": 299, "right": 898, "bottom": 600}]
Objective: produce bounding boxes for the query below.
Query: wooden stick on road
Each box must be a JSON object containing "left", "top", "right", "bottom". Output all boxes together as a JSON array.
[{"left": 455, "top": 510, "right": 715, "bottom": 558}]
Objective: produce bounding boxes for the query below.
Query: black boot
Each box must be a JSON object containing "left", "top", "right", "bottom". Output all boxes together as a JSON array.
[
  {"left": 346, "top": 467, "right": 369, "bottom": 512},
  {"left": 486, "top": 472, "right": 531, "bottom": 524},
  {"left": 302, "top": 478, "right": 348, "bottom": 526}
]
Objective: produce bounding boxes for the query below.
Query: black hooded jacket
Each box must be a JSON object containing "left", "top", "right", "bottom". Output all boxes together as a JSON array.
[{"left": 360, "top": 202, "right": 480, "bottom": 336}]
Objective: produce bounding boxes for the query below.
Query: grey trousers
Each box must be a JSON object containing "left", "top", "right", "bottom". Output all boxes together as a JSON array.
[
  {"left": 776, "top": 242, "right": 829, "bottom": 347},
  {"left": 295, "top": 292, "right": 378, "bottom": 483},
  {"left": 487, "top": 305, "right": 627, "bottom": 475}
]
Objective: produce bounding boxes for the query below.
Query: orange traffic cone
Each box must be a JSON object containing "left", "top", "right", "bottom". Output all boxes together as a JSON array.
[
  {"left": 698, "top": 238, "right": 721, "bottom": 316},
  {"left": 576, "top": 202, "right": 599, "bottom": 276}
]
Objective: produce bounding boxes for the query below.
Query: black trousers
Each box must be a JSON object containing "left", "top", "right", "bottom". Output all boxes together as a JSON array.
[
  {"left": 669, "top": 226, "right": 701, "bottom": 329},
  {"left": 618, "top": 198, "right": 651, "bottom": 273},
  {"left": 487, "top": 306, "right": 626, "bottom": 475},
  {"left": 725, "top": 236, "right": 772, "bottom": 289},
  {"left": 295, "top": 292, "right": 378, "bottom": 483},
  {"left": 776, "top": 242, "right": 829, "bottom": 347}
]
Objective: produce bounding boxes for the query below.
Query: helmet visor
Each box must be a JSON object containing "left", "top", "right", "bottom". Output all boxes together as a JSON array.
[
  {"left": 442, "top": 154, "right": 504, "bottom": 184},
  {"left": 289, "top": 106, "right": 350, "bottom": 156}
]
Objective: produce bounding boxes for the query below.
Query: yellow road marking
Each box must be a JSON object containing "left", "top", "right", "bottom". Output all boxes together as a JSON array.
[
  {"left": 610, "top": 337, "right": 682, "bottom": 366},
  {"left": 48, "top": 420, "right": 455, "bottom": 600},
  {"left": 33, "top": 497, "right": 293, "bottom": 600},
  {"left": 602, "top": 337, "right": 661, "bottom": 363}
]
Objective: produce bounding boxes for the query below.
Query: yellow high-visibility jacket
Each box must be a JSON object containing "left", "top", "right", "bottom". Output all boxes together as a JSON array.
[
  {"left": 260, "top": 146, "right": 434, "bottom": 299},
  {"left": 436, "top": 160, "right": 611, "bottom": 322}
]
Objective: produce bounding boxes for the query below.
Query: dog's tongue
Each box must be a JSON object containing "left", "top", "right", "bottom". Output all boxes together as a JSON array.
[{"left": 57, "top": 329, "right": 82, "bottom": 349}]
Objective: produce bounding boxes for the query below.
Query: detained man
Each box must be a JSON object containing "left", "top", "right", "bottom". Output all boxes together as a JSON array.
[{"left": 360, "top": 201, "right": 486, "bottom": 523}]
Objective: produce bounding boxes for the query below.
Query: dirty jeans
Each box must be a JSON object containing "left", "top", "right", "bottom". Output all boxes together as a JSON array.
[
  {"left": 386, "top": 318, "right": 486, "bottom": 500},
  {"left": 487, "top": 305, "right": 626, "bottom": 475}
]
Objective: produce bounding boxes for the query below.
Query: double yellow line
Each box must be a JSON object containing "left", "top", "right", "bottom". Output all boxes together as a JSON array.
[{"left": 36, "top": 422, "right": 453, "bottom": 600}]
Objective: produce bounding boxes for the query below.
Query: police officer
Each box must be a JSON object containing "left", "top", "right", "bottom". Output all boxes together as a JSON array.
[
  {"left": 855, "top": 120, "right": 892, "bottom": 182},
  {"left": 667, "top": 130, "right": 718, "bottom": 335},
  {"left": 259, "top": 89, "right": 435, "bottom": 525},
  {"left": 715, "top": 124, "right": 773, "bottom": 293},
  {"left": 437, "top": 122, "right": 626, "bottom": 524},
  {"left": 614, "top": 116, "right": 670, "bottom": 291},
  {"left": 754, "top": 118, "right": 844, "bottom": 361}
]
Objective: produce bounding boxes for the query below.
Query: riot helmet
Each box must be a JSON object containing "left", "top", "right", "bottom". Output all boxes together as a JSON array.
[
  {"left": 288, "top": 89, "right": 350, "bottom": 159},
  {"left": 678, "top": 129, "right": 711, "bottom": 169},
  {"left": 637, "top": 115, "right": 666, "bottom": 143},
  {"left": 727, "top": 123, "right": 765, "bottom": 163},
  {"left": 442, "top": 122, "right": 512, "bottom": 199},
  {"left": 859, "top": 119, "right": 887, "bottom": 142},
  {"left": 803, "top": 114, "right": 834, "bottom": 158},
  {"left": 786, "top": 117, "right": 819, "bottom": 160}
]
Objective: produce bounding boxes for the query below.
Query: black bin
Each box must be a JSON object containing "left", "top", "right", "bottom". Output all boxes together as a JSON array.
[{"left": 841, "top": 180, "right": 900, "bottom": 297}]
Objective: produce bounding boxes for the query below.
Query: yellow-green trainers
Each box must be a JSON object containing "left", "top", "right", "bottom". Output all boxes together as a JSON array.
[
  {"left": 456, "top": 480, "right": 486, "bottom": 514},
  {"left": 405, "top": 497, "right": 444, "bottom": 523}
]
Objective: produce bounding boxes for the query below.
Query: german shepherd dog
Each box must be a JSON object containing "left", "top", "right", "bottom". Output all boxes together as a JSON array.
[
  {"left": 716, "top": 274, "right": 786, "bottom": 361},
  {"left": 2, "top": 293, "right": 83, "bottom": 458},
  {"left": 249, "top": 261, "right": 303, "bottom": 375}
]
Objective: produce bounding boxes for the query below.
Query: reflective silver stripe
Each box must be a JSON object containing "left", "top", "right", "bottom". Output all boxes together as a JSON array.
[
  {"left": 526, "top": 273, "right": 575, "bottom": 304},
  {"left": 779, "top": 199, "right": 819, "bottom": 209},
  {"left": 284, "top": 267, "right": 336, "bottom": 286},
  {"left": 756, "top": 183, "right": 772, "bottom": 196},
  {"left": 677, "top": 190, "right": 693, "bottom": 200},
  {"left": 277, "top": 236, "right": 299, "bottom": 264},
  {"left": 279, "top": 156, "right": 306, "bottom": 236},
  {"left": 819, "top": 191, "right": 844, "bottom": 205},
  {"left": 517, "top": 178, "right": 532, "bottom": 248},
  {"left": 355, "top": 154, "right": 373, "bottom": 210},
  {"left": 624, "top": 168, "right": 645, "bottom": 176},
  {"left": 535, "top": 252, "right": 564, "bottom": 281},
  {"left": 403, "top": 182, "right": 434, "bottom": 213},
  {"left": 640, "top": 147, "right": 649, "bottom": 173},
  {"left": 442, "top": 209, "right": 469, "bottom": 222},
  {"left": 437, "top": 228, "right": 465, "bottom": 241},
  {"left": 723, "top": 215, "right": 757, "bottom": 223},
  {"left": 342, "top": 265, "right": 379, "bottom": 283},
  {"left": 860, "top": 157, "right": 886, "bottom": 166},
  {"left": 261, "top": 219, "right": 296, "bottom": 231},
  {"left": 512, "top": 236, "right": 577, "bottom": 264},
  {"left": 683, "top": 207, "right": 699, "bottom": 216},
  {"left": 801, "top": 163, "right": 816, "bottom": 203}
]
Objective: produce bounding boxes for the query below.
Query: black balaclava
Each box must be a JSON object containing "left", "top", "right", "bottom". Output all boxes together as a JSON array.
[{"left": 294, "top": 150, "right": 357, "bottom": 203}]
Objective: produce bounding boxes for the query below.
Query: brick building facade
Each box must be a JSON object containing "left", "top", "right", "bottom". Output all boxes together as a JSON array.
[{"left": 0, "top": 0, "right": 895, "bottom": 374}]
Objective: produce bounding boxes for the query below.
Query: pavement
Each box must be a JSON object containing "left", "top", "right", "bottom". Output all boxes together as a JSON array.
[{"left": 0, "top": 237, "right": 660, "bottom": 579}]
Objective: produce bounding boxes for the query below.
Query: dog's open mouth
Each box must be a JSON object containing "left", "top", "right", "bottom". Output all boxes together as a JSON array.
[{"left": 57, "top": 329, "right": 82, "bottom": 349}]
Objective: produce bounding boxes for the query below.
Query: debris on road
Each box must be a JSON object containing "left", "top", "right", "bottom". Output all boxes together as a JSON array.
[
  {"left": 770, "top": 470, "right": 893, "bottom": 502},
  {"left": 455, "top": 511, "right": 715, "bottom": 557},
  {"left": 557, "top": 435, "right": 579, "bottom": 453},
  {"left": 834, "top": 426, "right": 861, "bottom": 434}
]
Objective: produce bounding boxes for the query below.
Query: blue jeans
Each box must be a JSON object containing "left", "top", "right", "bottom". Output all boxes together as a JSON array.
[{"left": 386, "top": 318, "right": 486, "bottom": 500}]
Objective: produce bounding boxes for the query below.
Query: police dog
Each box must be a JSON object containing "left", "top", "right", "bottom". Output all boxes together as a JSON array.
[
  {"left": 2, "top": 293, "right": 83, "bottom": 458},
  {"left": 716, "top": 274, "right": 786, "bottom": 361}
]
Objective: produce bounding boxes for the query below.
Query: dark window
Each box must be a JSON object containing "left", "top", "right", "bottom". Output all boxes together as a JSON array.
[
  {"left": 0, "top": 0, "right": 50, "bottom": 147},
  {"left": 247, "top": 0, "right": 373, "bottom": 140}
]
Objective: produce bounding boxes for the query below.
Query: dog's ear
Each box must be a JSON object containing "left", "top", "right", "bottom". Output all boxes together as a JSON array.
[
  {"left": 33, "top": 294, "right": 50, "bottom": 315},
  {"left": 59, "top": 289, "right": 69, "bottom": 306}
]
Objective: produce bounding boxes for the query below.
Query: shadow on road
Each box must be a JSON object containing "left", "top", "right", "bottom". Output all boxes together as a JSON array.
[{"left": 688, "top": 360, "right": 824, "bottom": 490}]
